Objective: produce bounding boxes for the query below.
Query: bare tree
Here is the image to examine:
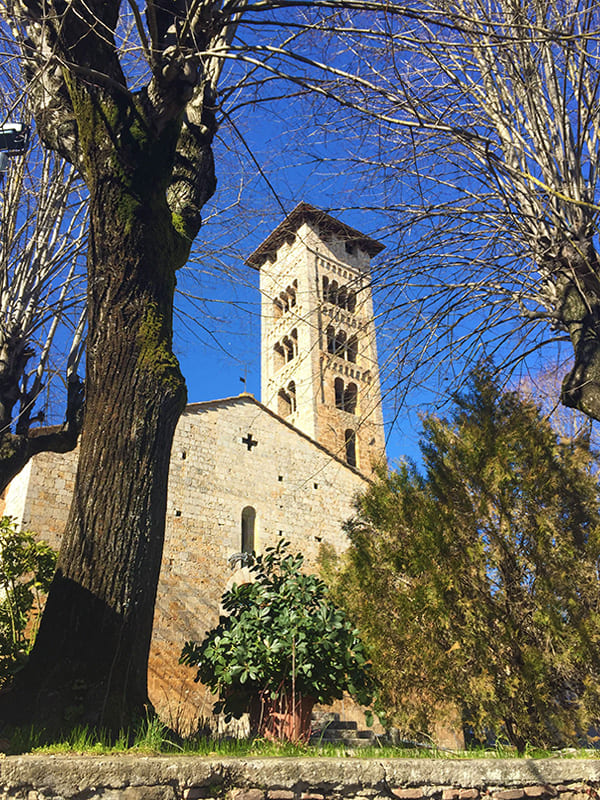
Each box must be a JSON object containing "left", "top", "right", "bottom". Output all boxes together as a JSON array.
[
  {"left": 315, "top": 0, "right": 600, "bottom": 422},
  {"left": 0, "top": 0, "right": 405, "bottom": 729},
  {"left": 0, "top": 126, "right": 86, "bottom": 494}
]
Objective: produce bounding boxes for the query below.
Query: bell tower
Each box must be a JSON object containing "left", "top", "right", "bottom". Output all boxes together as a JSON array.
[{"left": 247, "top": 203, "right": 386, "bottom": 472}]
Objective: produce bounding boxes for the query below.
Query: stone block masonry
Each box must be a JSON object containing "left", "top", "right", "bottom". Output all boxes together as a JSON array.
[{"left": 0, "top": 757, "right": 599, "bottom": 800}]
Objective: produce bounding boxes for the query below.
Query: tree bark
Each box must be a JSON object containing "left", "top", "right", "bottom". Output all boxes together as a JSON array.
[
  {"left": 3, "top": 85, "right": 209, "bottom": 730},
  {"left": 555, "top": 239, "right": 600, "bottom": 422}
]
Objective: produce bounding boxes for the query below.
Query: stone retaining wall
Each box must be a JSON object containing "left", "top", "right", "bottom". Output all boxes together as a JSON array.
[{"left": 0, "top": 757, "right": 599, "bottom": 800}]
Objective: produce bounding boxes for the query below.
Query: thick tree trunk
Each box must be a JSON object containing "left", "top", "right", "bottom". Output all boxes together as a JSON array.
[
  {"left": 2, "top": 94, "right": 198, "bottom": 729},
  {"left": 556, "top": 240, "right": 600, "bottom": 422}
]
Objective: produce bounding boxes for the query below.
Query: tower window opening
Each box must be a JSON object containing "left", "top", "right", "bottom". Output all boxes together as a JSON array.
[
  {"left": 329, "top": 280, "right": 339, "bottom": 307},
  {"left": 326, "top": 325, "right": 336, "bottom": 354},
  {"left": 345, "top": 241, "right": 355, "bottom": 255},
  {"left": 273, "top": 298, "right": 284, "bottom": 319},
  {"left": 322, "top": 275, "right": 329, "bottom": 303},
  {"left": 338, "top": 286, "right": 347, "bottom": 310},
  {"left": 345, "top": 429, "right": 357, "bottom": 467},
  {"left": 344, "top": 382, "right": 358, "bottom": 414},
  {"left": 241, "top": 506, "right": 256, "bottom": 554},
  {"left": 334, "top": 377, "right": 344, "bottom": 410},
  {"left": 283, "top": 336, "right": 294, "bottom": 362},
  {"left": 288, "top": 381, "right": 297, "bottom": 413},
  {"left": 347, "top": 291, "right": 357, "bottom": 313},
  {"left": 278, "top": 388, "right": 292, "bottom": 417},
  {"left": 274, "top": 341, "right": 286, "bottom": 370},
  {"left": 335, "top": 329, "right": 347, "bottom": 357},
  {"left": 347, "top": 335, "right": 358, "bottom": 363},
  {"left": 287, "top": 283, "right": 297, "bottom": 308}
]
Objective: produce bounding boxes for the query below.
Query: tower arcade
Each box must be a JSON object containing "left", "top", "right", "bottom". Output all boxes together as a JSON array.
[{"left": 247, "top": 203, "right": 386, "bottom": 472}]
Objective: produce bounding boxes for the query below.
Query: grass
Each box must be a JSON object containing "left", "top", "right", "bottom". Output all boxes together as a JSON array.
[{"left": 3, "top": 719, "right": 599, "bottom": 759}]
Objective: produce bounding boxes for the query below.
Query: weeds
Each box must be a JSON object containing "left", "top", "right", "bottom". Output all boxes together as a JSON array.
[{"left": 3, "top": 722, "right": 598, "bottom": 759}]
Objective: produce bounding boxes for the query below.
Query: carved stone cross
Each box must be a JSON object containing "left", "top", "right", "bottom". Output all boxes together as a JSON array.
[{"left": 241, "top": 433, "right": 258, "bottom": 451}]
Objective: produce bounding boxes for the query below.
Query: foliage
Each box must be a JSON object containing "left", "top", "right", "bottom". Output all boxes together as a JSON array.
[
  {"left": 181, "top": 541, "right": 373, "bottom": 722},
  {"left": 324, "top": 369, "right": 600, "bottom": 751},
  {"left": 0, "top": 516, "right": 56, "bottom": 685}
]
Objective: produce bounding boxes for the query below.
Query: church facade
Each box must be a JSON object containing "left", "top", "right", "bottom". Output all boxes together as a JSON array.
[{"left": 1, "top": 204, "right": 386, "bottom": 729}]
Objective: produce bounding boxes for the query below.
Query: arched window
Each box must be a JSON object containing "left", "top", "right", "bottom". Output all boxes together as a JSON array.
[
  {"left": 283, "top": 336, "right": 294, "bottom": 362},
  {"left": 274, "top": 342, "right": 285, "bottom": 370},
  {"left": 287, "top": 282, "right": 297, "bottom": 308},
  {"left": 273, "top": 298, "right": 284, "bottom": 319},
  {"left": 288, "top": 381, "right": 297, "bottom": 413},
  {"left": 347, "top": 335, "right": 358, "bottom": 363},
  {"left": 322, "top": 275, "right": 330, "bottom": 303},
  {"left": 278, "top": 388, "right": 292, "bottom": 417},
  {"left": 338, "top": 286, "right": 347, "bottom": 310},
  {"left": 335, "top": 329, "right": 347, "bottom": 358},
  {"left": 344, "top": 382, "right": 358, "bottom": 414},
  {"left": 329, "top": 280, "right": 338, "bottom": 307},
  {"left": 345, "top": 429, "right": 357, "bottom": 467},
  {"left": 326, "top": 325, "right": 336, "bottom": 354},
  {"left": 334, "top": 377, "right": 344, "bottom": 410},
  {"left": 347, "top": 291, "right": 357, "bottom": 313},
  {"left": 241, "top": 506, "right": 256, "bottom": 554}
]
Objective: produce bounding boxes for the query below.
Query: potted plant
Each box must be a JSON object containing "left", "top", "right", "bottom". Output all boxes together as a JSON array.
[{"left": 181, "top": 541, "right": 373, "bottom": 742}]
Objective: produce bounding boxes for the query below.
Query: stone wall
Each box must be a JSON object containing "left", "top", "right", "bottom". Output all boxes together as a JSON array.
[
  {"left": 0, "top": 756, "right": 599, "bottom": 800},
  {"left": 3, "top": 394, "right": 368, "bottom": 731}
]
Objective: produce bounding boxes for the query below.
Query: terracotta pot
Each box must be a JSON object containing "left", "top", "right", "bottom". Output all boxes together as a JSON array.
[{"left": 249, "top": 691, "right": 316, "bottom": 743}]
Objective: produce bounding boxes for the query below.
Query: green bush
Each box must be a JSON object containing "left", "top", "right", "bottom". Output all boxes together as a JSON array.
[
  {"left": 181, "top": 541, "right": 373, "bottom": 722},
  {"left": 0, "top": 515, "right": 56, "bottom": 685}
]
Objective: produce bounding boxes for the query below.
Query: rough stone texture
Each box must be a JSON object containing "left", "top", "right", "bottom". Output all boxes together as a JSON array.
[
  {"left": 257, "top": 218, "right": 386, "bottom": 474},
  {"left": 0, "top": 757, "right": 599, "bottom": 800}
]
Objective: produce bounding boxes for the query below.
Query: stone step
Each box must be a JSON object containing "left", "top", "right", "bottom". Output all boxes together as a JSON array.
[{"left": 314, "top": 727, "right": 372, "bottom": 741}]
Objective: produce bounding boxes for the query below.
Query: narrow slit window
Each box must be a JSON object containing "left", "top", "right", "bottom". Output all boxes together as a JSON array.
[
  {"left": 347, "top": 335, "right": 358, "bottom": 363},
  {"left": 327, "top": 325, "right": 336, "bottom": 354},
  {"left": 241, "top": 506, "right": 256, "bottom": 554},
  {"left": 288, "top": 381, "right": 297, "bottom": 413},
  {"left": 334, "top": 377, "right": 344, "bottom": 410},
  {"left": 278, "top": 388, "right": 292, "bottom": 417},
  {"left": 344, "top": 382, "right": 358, "bottom": 414},
  {"left": 345, "top": 429, "right": 357, "bottom": 467}
]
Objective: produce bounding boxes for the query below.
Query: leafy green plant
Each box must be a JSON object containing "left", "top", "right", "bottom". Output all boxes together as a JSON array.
[
  {"left": 0, "top": 516, "right": 56, "bottom": 685},
  {"left": 181, "top": 541, "right": 373, "bottom": 735}
]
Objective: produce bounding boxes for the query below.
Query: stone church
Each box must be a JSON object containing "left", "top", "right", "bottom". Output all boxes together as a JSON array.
[{"left": 1, "top": 203, "right": 387, "bottom": 729}]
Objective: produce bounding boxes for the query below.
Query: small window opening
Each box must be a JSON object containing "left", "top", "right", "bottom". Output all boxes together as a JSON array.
[
  {"left": 347, "top": 291, "right": 357, "bottom": 313},
  {"left": 345, "top": 429, "right": 357, "bottom": 467},
  {"left": 278, "top": 475, "right": 283, "bottom": 482},
  {"left": 278, "top": 388, "right": 292, "bottom": 417},
  {"left": 288, "top": 381, "right": 297, "bottom": 413},
  {"left": 347, "top": 335, "right": 358, "bottom": 363},
  {"left": 335, "top": 329, "right": 347, "bottom": 358},
  {"left": 283, "top": 336, "right": 294, "bottom": 362},
  {"left": 334, "top": 377, "right": 344, "bottom": 410},
  {"left": 338, "top": 286, "right": 347, "bottom": 310},
  {"left": 313, "top": 483, "right": 319, "bottom": 489},
  {"left": 322, "top": 275, "right": 329, "bottom": 303},
  {"left": 274, "top": 341, "right": 286, "bottom": 370},
  {"left": 241, "top": 506, "right": 256, "bottom": 554},
  {"left": 326, "top": 325, "right": 336, "bottom": 354},
  {"left": 329, "top": 280, "right": 339, "bottom": 306},
  {"left": 344, "top": 382, "right": 358, "bottom": 414},
  {"left": 174, "top": 509, "right": 182, "bottom": 517},
  {"left": 181, "top": 451, "right": 187, "bottom": 460}
]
